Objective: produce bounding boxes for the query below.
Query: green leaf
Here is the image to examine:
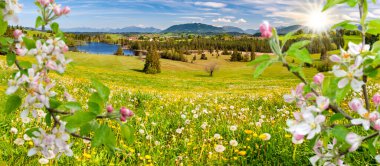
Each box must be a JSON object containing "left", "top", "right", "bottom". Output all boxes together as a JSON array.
[
  {"left": 92, "top": 125, "right": 116, "bottom": 150},
  {"left": 336, "top": 85, "right": 351, "bottom": 102},
  {"left": 286, "top": 41, "right": 312, "bottom": 64},
  {"left": 25, "top": 128, "right": 40, "bottom": 138},
  {"left": 22, "top": 37, "right": 36, "bottom": 50},
  {"left": 346, "top": 0, "right": 358, "bottom": 7},
  {"left": 323, "top": 0, "right": 347, "bottom": 11},
  {"left": 88, "top": 102, "right": 101, "bottom": 114},
  {"left": 35, "top": 16, "right": 44, "bottom": 29},
  {"left": 5, "top": 95, "right": 22, "bottom": 114},
  {"left": 89, "top": 92, "right": 103, "bottom": 107},
  {"left": 91, "top": 79, "right": 110, "bottom": 102},
  {"left": 248, "top": 54, "right": 271, "bottom": 66},
  {"left": 331, "top": 20, "right": 357, "bottom": 31},
  {"left": 6, "top": 52, "right": 16, "bottom": 66},
  {"left": 65, "top": 111, "right": 97, "bottom": 129},
  {"left": 49, "top": 99, "right": 61, "bottom": 109},
  {"left": 254, "top": 60, "right": 274, "bottom": 78},
  {"left": 50, "top": 22, "right": 59, "bottom": 33},
  {"left": 367, "top": 20, "right": 380, "bottom": 35},
  {"left": 332, "top": 125, "right": 349, "bottom": 143},
  {"left": 372, "top": 41, "right": 380, "bottom": 53},
  {"left": 282, "top": 31, "right": 296, "bottom": 47},
  {"left": 18, "top": 61, "right": 32, "bottom": 69},
  {"left": 80, "top": 120, "right": 99, "bottom": 136},
  {"left": 63, "top": 102, "right": 82, "bottom": 111},
  {"left": 121, "top": 124, "right": 135, "bottom": 145},
  {"left": 0, "top": 12, "right": 7, "bottom": 36},
  {"left": 45, "top": 113, "right": 52, "bottom": 127},
  {"left": 330, "top": 113, "right": 345, "bottom": 123}
]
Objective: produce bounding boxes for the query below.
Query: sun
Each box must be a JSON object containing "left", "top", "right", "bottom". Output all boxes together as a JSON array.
[
  {"left": 296, "top": 0, "right": 336, "bottom": 34},
  {"left": 305, "top": 9, "right": 331, "bottom": 33}
]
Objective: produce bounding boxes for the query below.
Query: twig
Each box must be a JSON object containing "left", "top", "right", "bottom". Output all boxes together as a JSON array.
[{"left": 47, "top": 108, "right": 92, "bottom": 141}]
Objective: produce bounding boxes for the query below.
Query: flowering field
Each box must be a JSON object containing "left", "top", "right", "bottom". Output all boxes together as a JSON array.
[{"left": 0, "top": 52, "right": 378, "bottom": 165}]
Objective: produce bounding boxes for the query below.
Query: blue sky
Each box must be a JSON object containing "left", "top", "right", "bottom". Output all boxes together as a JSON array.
[{"left": 15, "top": 0, "right": 380, "bottom": 30}]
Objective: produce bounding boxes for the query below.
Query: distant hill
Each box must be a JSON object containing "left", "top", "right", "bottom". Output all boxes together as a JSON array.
[
  {"left": 245, "top": 29, "right": 258, "bottom": 34},
  {"left": 276, "top": 25, "right": 303, "bottom": 35},
  {"left": 222, "top": 26, "right": 245, "bottom": 33},
  {"left": 62, "top": 26, "right": 161, "bottom": 33},
  {"left": 162, "top": 23, "right": 225, "bottom": 33}
]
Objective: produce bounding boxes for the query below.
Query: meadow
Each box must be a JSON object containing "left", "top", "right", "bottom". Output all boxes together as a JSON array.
[{"left": 0, "top": 51, "right": 378, "bottom": 165}]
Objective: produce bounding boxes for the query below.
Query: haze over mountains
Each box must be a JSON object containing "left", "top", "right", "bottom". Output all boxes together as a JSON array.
[{"left": 62, "top": 23, "right": 302, "bottom": 35}]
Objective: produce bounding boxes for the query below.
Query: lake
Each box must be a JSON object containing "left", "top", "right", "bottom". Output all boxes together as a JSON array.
[{"left": 75, "top": 42, "right": 135, "bottom": 56}]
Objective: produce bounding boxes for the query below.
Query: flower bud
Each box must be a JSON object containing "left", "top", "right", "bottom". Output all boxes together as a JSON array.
[
  {"left": 38, "top": 0, "right": 50, "bottom": 6},
  {"left": 349, "top": 98, "right": 362, "bottom": 112},
  {"left": 62, "top": 6, "right": 71, "bottom": 15},
  {"left": 313, "top": 73, "right": 324, "bottom": 85},
  {"left": 106, "top": 105, "right": 113, "bottom": 113},
  {"left": 120, "top": 107, "right": 128, "bottom": 116},
  {"left": 125, "top": 109, "right": 134, "bottom": 118},
  {"left": 120, "top": 116, "right": 127, "bottom": 122},
  {"left": 13, "top": 29, "right": 22, "bottom": 39},
  {"left": 53, "top": 6, "right": 62, "bottom": 16},
  {"left": 375, "top": 120, "right": 380, "bottom": 131},
  {"left": 259, "top": 21, "right": 272, "bottom": 38},
  {"left": 373, "top": 94, "right": 380, "bottom": 106}
]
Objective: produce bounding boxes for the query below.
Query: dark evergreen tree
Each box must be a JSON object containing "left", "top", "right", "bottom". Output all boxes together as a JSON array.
[
  {"left": 114, "top": 45, "right": 124, "bottom": 56},
  {"left": 143, "top": 44, "right": 161, "bottom": 74}
]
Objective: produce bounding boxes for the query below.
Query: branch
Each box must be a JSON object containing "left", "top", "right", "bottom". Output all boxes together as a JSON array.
[
  {"left": 47, "top": 108, "right": 92, "bottom": 141},
  {"left": 363, "top": 132, "right": 379, "bottom": 142},
  {"left": 15, "top": 59, "right": 23, "bottom": 70}
]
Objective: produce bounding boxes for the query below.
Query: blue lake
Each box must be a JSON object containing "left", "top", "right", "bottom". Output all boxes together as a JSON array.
[{"left": 75, "top": 42, "right": 135, "bottom": 56}]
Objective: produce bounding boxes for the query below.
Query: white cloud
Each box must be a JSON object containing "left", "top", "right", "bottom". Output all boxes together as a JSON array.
[
  {"left": 194, "top": 2, "right": 227, "bottom": 8},
  {"left": 235, "top": 18, "right": 247, "bottom": 24},
  {"left": 181, "top": 16, "right": 205, "bottom": 21},
  {"left": 212, "top": 17, "right": 232, "bottom": 23}
]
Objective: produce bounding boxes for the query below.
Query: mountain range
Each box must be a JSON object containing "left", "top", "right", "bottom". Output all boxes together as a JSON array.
[
  {"left": 62, "top": 23, "right": 301, "bottom": 35},
  {"left": 62, "top": 26, "right": 161, "bottom": 33}
]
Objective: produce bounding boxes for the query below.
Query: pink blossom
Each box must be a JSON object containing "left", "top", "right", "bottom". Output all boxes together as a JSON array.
[
  {"left": 62, "top": 6, "right": 71, "bottom": 15},
  {"left": 313, "top": 73, "right": 324, "bottom": 85},
  {"left": 120, "top": 116, "right": 126, "bottom": 122},
  {"left": 106, "top": 105, "right": 113, "bottom": 113},
  {"left": 373, "top": 93, "right": 380, "bottom": 106},
  {"left": 13, "top": 29, "right": 23, "bottom": 39},
  {"left": 374, "top": 119, "right": 380, "bottom": 131},
  {"left": 349, "top": 98, "right": 363, "bottom": 112},
  {"left": 53, "top": 5, "right": 62, "bottom": 16},
  {"left": 37, "top": 0, "right": 50, "bottom": 6},
  {"left": 259, "top": 21, "right": 272, "bottom": 38},
  {"left": 120, "top": 107, "right": 128, "bottom": 116}
]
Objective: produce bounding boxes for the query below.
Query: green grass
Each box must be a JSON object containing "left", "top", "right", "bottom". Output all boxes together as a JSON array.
[{"left": 0, "top": 51, "right": 376, "bottom": 165}]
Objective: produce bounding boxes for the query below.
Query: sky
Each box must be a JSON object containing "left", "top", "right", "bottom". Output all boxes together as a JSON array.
[{"left": 14, "top": 0, "right": 380, "bottom": 30}]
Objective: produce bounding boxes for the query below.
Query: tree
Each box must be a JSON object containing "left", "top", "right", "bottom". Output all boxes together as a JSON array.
[
  {"left": 320, "top": 46, "right": 328, "bottom": 61},
  {"left": 114, "top": 45, "right": 124, "bottom": 56},
  {"left": 143, "top": 44, "right": 161, "bottom": 74},
  {"left": 250, "top": 45, "right": 256, "bottom": 61},
  {"left": 205, "top": 62, "right": 218, "bottom": 77}
]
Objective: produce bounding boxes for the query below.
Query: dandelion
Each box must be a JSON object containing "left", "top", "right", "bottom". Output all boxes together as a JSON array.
[
  {"left": 259, "top": 133, "right": 271, "bottom": 141},
  {"left": 229, "top": 140, "right": 238, "bottom": 147},
  {"left": 14, "top": 138, "right": 24, "bottom": 146},
  {"left": 215, "top": 145, "right": 226, "bottom": 153},
  {"left": 238, "top": 151, "right": 247, "bottom": 156},
  {"left": 214, "top": 134, "right": 221, "bottom": 139},
  {"left": 38, "top": 158, "right": 49, "bottom": 165},
  {"left": 10, "top": 127, "right": 18, "bottom": 134},
  {"left": 244, "top": 130, "right": 253, "bottom": 134},
  {"left": 230, "top": 125, "right": 237, "bottom": 131},
  {"left": 176, "top": 128, "right": 183, "bottom": 134},
  {"left": 139, "top": 129, "right": 145, "bottom": 135}
]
